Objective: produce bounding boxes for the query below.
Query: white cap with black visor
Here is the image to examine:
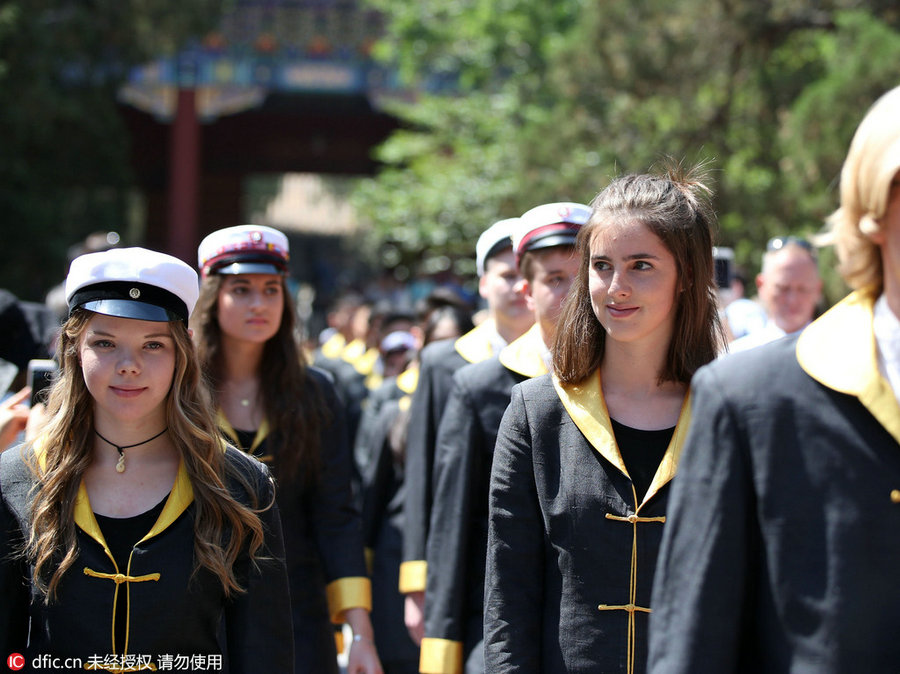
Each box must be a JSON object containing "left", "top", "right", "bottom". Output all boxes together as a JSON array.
[
  {"left": 475, "top": 218, "right": 520, "bottom": 277},
  {"left": 65, "top": 247, "right": 199, "bottom": 323},
  {"left": 512, "top": 202, "right": 592, "bottom": 269},
  {"left": 198, "top": 225, "right": 289, "bottom": 278}
]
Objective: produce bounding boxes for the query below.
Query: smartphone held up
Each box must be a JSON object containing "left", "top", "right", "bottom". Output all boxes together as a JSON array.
[{"left": 26, "top": 359, "right": 58, "bottom": 407}]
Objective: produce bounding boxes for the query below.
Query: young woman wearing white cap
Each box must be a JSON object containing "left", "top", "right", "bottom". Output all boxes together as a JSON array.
[
  {"left": 0, "top": 247, "right": 293, "bottom": 671},
  {"left": 192, "top": 225, "right": 382, "bottom": 674},
  {"left": 483, "top": 166, "right": 725, "bottom": 674}
]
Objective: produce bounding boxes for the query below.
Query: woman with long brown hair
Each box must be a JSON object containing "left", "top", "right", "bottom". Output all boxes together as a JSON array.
[
  {"left": 0, "top": 247, "right": 292, "bottom": 671},
  {"left": 192, "top": 225, "right": 381, "bottom": 674},
  {"left": 483, "top": 164, "right": 724, "bottom": 674}
]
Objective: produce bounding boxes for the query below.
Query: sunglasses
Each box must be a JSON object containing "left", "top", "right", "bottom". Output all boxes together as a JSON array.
[{"left": 766, "top": 236, "right": 815, "bottom": 254}]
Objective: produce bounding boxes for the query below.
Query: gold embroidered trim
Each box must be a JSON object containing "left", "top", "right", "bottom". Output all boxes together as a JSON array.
[
  {"left": 83, "top": 568, "right": 161, "bottom": 584},
  {"left": 84, "top": 565, "right": 161, "bottom": 660},
  {"left": 598, "top": 503, "right": 666, "bottom": 674}
]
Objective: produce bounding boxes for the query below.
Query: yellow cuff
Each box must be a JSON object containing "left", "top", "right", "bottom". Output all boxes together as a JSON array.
[
  {"left": 325, "top": 576, "right": 372, "bottom": 623},
  {"left": 420, "top": 637, "right": 463, "bottom": 674},
  {"left": 398, "top": 560, "right": 427, "bottom": 594}
]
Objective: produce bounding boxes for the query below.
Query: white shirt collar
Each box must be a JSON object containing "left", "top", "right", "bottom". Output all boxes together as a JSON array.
[
  {"left": 540, "top": 341, "right": 553, "bottom": 373},
  {"left": 724, "top": 320, "right": 790, "bottom": 355},
  {"left": 874, "top": 294, "right": 900, "bottom": 404},
  {"left": 482, "top": 319, "right": 510, "bottom": 356}
]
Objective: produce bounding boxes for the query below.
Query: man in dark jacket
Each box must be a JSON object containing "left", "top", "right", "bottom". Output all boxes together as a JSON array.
[
  {"left": 419, "top": 202, "right": 590, "bottom": 674},
  {"left": 400, "top": 217, "right": 532, "bottom": 643}
]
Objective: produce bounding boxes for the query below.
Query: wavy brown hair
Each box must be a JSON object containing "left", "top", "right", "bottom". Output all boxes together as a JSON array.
[
  {"left": 554, "top": 161, "right": 726, "bottom": 386},
  {"left": 192, "top": 274, "right": 326, "bottom": 486},
  {"left": 25, "top": 308, "right": 270, "bottom": 601}
]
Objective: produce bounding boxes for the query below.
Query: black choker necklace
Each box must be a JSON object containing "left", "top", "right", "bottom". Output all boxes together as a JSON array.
[{"left": 95, "top": 427, "right": 168, "bottom": 474}]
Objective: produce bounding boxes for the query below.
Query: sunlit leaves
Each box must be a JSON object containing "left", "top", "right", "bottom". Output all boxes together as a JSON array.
[
  {"left": 357, "top": 0, "right": 900, "bottom": 304},
  {"left": 0, "top": 1, "right": 224, "bottom": 298}
]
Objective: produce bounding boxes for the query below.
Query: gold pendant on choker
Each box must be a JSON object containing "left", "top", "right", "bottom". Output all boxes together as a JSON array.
[{"left": 95, "top": 427, "right": 168, "bottom": 476}]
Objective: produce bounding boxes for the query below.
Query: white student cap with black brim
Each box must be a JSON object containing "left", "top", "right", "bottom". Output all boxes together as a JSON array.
[
  {"left": 65, "top": 247, "right": 199, "bottom": 323},
  {"left": 198, "top": 225, "right": 289, "bottom": 278},
  {"left": 512, "top": 202, "right": 592, "bottom": 269},
  {"left": 475, "top": 218, "right": 520, "bottom": 277}
]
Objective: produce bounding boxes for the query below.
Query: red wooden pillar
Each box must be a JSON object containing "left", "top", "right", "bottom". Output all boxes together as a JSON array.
[{"left": 166, "top": 88, "right": 200, "bottom": 264}]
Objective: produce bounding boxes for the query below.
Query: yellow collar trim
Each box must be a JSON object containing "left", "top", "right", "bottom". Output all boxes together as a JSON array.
[
  {"left": 454, "top": 322, "right": 497, "bottom": 364},
  {"left": 797, "top": 288, "right": 900, "bottom": 445},
  {"left": 34, "top": 434, "right": 48, "bottom": 472},
  {"left": 138, "top": 460, "right": 194, "bottom": 544},
  {"left": 498, "top": 324, "right": 549, "bottom": 378},
  {"left": 365, "top": 373, "right": 382, "bottom": 391},
  {"left": 74, "top": 459, "right": 194, "bottom": 552},
  {"left": 30, "top": 437, "right": 196, "bottom": 552},
  {"left": 552, "top": 371, "right": 692, "bottom": 508},
  {"left": 397, "top": 366, "right": 419, "bottom": 394},
  {"left": 320, "top": 332, "right": 346, "bottom": 360},
  {"left": 354, "top": 347, "right": 380, "bottom": 376},
  {"left": 341, "top": 338, "right": 367, "bottom": 363},
  {"left": 217, "top": 409, "right": 270, "bottom": 454}
]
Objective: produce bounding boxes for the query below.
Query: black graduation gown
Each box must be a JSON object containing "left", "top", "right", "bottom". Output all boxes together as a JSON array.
[
  {"left": 484, "top": 372, "right": 691, "bottom": 674},
  {"left": 420, "top": 326, "right": 548, "bottom": 674},
  {"left": 218, "top": 367, "right": 370, "bottom": 674},
  {"left": 0, "top": 442, "right": 293, "bottom": 674},
  {"left": 311, "top": 352, "right": 369, "bottom": 459},
  {"left": 360, "top": 394, "right": 421, "bottom": 673},
  {"left": 354, "top": 368, "right": 418, "bottom": 500},
  {"left": 648, "top": 290, "right": 900, "bottom": 673},
  {"left": 400, "top": 322, "right": 498, "bottom": 595}
]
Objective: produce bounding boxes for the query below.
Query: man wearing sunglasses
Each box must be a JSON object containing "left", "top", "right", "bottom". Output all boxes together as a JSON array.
[{"left": 727, "top": 236, "right": 822, "bottom": 354}]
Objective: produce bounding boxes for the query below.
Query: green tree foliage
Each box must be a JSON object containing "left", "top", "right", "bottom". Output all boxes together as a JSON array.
[
  {"left": 781, "top": 11, "right": 900, "bottom": 222},
  {"left": 353, "top": 0, "right": 585, "bottom": 278},
  {"left": 0, "top": 1, "right": 223, "bottom": 300},
  {"left": 352, "top": 91, "right": 525, "bottom": 278},
  {"left": 355, "top": 0, "right": 900, "bottom": 300}
]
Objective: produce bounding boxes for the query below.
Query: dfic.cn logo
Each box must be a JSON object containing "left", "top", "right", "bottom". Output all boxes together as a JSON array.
[{"left": 7, "top": 653, "right": 25, "bottom": 671}]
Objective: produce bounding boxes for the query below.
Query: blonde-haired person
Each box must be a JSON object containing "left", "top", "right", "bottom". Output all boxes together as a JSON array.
[
  {"left": 192, "top": 225, "right": 382, "bottom": 674},
  {"left": 483, "top": 165, "right": 724, "bottom": 674},
  {"left": 0, "top": 247, "right": 292, "bottom": 671},
  {"left": 648, "top": 86, "right": 900, "bottom": 672}
]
